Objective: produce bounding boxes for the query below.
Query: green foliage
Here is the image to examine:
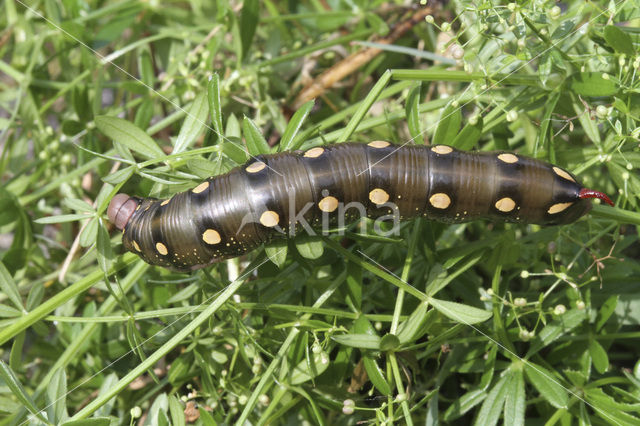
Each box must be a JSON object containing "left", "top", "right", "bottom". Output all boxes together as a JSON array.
[{"left": 1, "top": 0, "right": 639, "bottom": 424}]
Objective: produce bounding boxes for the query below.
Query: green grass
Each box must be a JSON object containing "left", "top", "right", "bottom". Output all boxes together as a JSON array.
[{"left": 1, "top": 0, "right": 640, "bottom": 424}]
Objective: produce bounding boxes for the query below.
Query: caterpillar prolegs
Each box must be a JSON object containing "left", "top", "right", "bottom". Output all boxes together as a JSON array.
[{"left": 108, "top": 142, "right": 614, "bottom": 270}]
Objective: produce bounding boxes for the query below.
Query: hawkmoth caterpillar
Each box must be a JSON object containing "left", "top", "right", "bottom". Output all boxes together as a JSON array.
[{"left": 108, "top": 142, "right": 613, "bottom": 270}]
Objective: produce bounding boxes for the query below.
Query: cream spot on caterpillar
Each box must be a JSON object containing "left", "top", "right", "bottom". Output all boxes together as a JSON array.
[
  {"left": 368, "top": 140, "right": 390, "bottom": 148},
  {"left": 156, "top": 242, "right": 168, "bottom": 255},
  {"left": 553, "top": 166, "right": 575, "bottom": 183},
  {"left": 161, "top": 199, "right": 170, "bottom": 206},
  {"left": 429, "top": 193, "right": 451, "bottom": 209},
  {"left": 192, "top": 181, "right": 210, "bottom": 194},
  {"left": 498, "top": 153, "right": 519, "bottom": 164},
  {"left": 431, "top": 145, "right": 453, "bottom": 155},
  {"left": 369, "top": 188, "right": 389, "bottom": 204},
  {"left": 303, "top": 147, "right": 325, "bottom": 158},
  {"left": 548, "top": 202, "right": 573, "bottom": 214},
  {"left": 202, "top": 229, "right": 222, "bottom": 245},
  {"left": 133, "top": 241, "right": 141, "bottom": 252},
  {"left": 260, "top": 210, "right": 280, "bottom": 227},
  {"left": 318, "top": 196, "right": 339, "bottom": 212},
  {"left": 246, "top": 161, "right": 266, "bottom": 173},
  {"left": 495, "top": 197, "right": 516, "bottom": 212}
]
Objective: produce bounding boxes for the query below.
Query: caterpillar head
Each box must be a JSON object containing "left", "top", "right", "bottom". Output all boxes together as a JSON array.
[{"left": 107, "top": 193, "right": 139, "bottom": 230}]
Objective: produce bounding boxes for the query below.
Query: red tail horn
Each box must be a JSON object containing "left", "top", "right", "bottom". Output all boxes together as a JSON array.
[{"left": 579, "top": 188, "right": 614, "bottom": 206}]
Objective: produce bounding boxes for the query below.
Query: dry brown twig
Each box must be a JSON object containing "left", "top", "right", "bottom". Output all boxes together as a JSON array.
[{"left": 292, "top": 6, "right": 434, "bottom": 110}]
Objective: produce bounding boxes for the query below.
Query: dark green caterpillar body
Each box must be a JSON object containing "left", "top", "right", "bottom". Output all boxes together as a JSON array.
[{"left": 107, "top": 142, "right": 613, "bottom": 270}]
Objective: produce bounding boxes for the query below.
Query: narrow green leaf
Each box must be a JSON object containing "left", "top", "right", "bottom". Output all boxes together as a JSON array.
[
  {"left": 62, "top": 119, "right": 85, "bottom": 136},
  {"left": 589, "top": 338, "right": 609, "bottom": 374},
  {"left": 280, "top": 100, "right": 314, "bottom": 151},
  {"left": 290, "top": 348, "right": 330, "bottom": 385},
  {"left": 405, "top": 83, "right": 422, "bottom": 142},
  {"left": 379, "top": 334, "right": 400, "bottom": 351},
  {"left": 523, "top": 362, "right": 568, "bottom": 408},
  {"left": 167, "top": 356, "right": 190, "bottom": 385},
  {"left": 35, "top": 213, "right": 92, "bottom": 224},
  {"left": 0, "top": 262, "right": 24, "bottom": 311},
  {"left": 479, "top": 346, "right": 498, "bottom": 390},
  {"left": 474, "top": 373, "right": 510, "bottom": 426},
  {"left": 526, "top": 309, "right": 586, "bottom": 356},
  {"left": 590, "top": 203, "right": 640, "bottom": 226},
  {"left": 173, "top": 92, "right": 209, "bottom": 154},
  {"left": 239, "top": 0, "right": 259, "bottom": 61},
  {"left": 362, "top": 354, "right": 392, "bottom": 395},
  {"left": 265, "top": 240, "right": 288, "bottom": 267},
  {"left": 444, "top": 389, "right": 486, "bottom": 421},
  {"left": 242, "top": 116, "right": 270, "bottom": 155},
  {"left": 332, "top": 334, "right": 381, "bottom": 349},
  {"left": 208, "top": 74, "right": 224, "bottom": 143},
  {"left": 64, "top": 198, "right": 94, "bottom": 213},
  {"left": 345, "top": 261, "right": 362, "bottom": 311},
  {"left": 0, "top": 361, "right": 47, "bottom": 422},
  {"left": 47, "top": 368, "right": 68, "bottom": 423},
  {"left": 451, "top": 116, "right": 483, "bottom": 150},
  {"left": 94, "top": 373, "right": 119, "bottom": 417},
  {"left": 538, "top": 91, "right": 560, "bottom": 160},
  {"left": 0, "top": 187, "right": 21, "bottom": 226},
  {"left": 433, "top": 100, "right": 462, "bottom": 145},
  {"left": 443, "top": 254, "right": 482, "bottom": 288},
  {"left": 585, "top": 387, "right": 640, "bottom": 412},
  {"left": 9, "top": 331, "right": 25, "bottom": 371},
  {"left": 427, "top": 391, "right": 439, "bottom": 426},
  {"left": 134, "top": 99, "right": 154, "bottom": 130},
  {"left": 346, "top": 230, "right": 402, "bottom": 244},
  {"left": 551, "top": 20, "right": 575, "bottom": 40},
  {"left": 103, "top": 166, "right": 135, "bottom": 185},
  {"left": 612, "top": 97, "right": 629, "bottom": 114},
  {"left": 595, "top": 295, "right": 618, "bottom": 331},
  {"left": 95, "top": 116, "right": 164, "bottom": 160},
  {"left": 573, "top": 97, "right": 601, "bottom": 144},
  {"left": 429, "top": 298, "right": 492, "bottom": 324},
  {"left": 198, "top": 407, "right": 217, "bottom": 426},
  {"left": 354, "top": 314, "right": 376, "bottom": 335},
  {"left": 62, "top": 419, "right": 111, "bottom": 426},
  {"left": 338, "top": 70, "right": 391, "bottom": 143},
  {"left": 222, "top": 137, "right": 249, "bottom": 164},
  {"left": 295, "top": 237, "right": 324, "bottom": 259},
  {"left": 72, "top": 86, "right": 92, "bottom": 123},
  {"left": 504, "top": 368, "right": 525, "bottom": 426},
  {"left": 567, "top": 72, "right": 619, "bottom": 97},
  {"left": 226, "top": 112, "right": 241, "bottom": 138},
  {"left": 604, "top": 25, "right": 635, "bottom": 55},
  {"left": 96, "top": 221, "right": 113, "bottom": 273},
  {"left": 0, "top": 303, "right": 22, "bottom": 317},
  {"left": 397, "top": 301, "right": 430, "bottom": 344},
  {"left": 187, "top": 157, "right": 221, "bottom": 179},
  {"left": 538, "top": 53, "right": 552, "bottom": 86},
  {"left": 622, "top": 368, "right": 640, "bottom": 392},
  {"left": 138, "top": 49, "right": 154, "bottom": 87},
  {"left": 79, "top": 217, "right": 99, "bottom": 248},
  {"left": 147, "top": 393, "right": 169, "bottom": 426},
  {"left": 168, "top": 395, "right": 186, "bottom": 426}
]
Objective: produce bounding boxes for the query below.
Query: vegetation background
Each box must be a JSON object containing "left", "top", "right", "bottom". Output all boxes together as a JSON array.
[{"left": 1, "top": 0, "right": 640, "bottom": 424}]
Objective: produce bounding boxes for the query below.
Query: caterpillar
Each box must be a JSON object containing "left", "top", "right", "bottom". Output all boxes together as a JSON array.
[{"left": 108, "top": 142, "right": 613, "bottom": 270}]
